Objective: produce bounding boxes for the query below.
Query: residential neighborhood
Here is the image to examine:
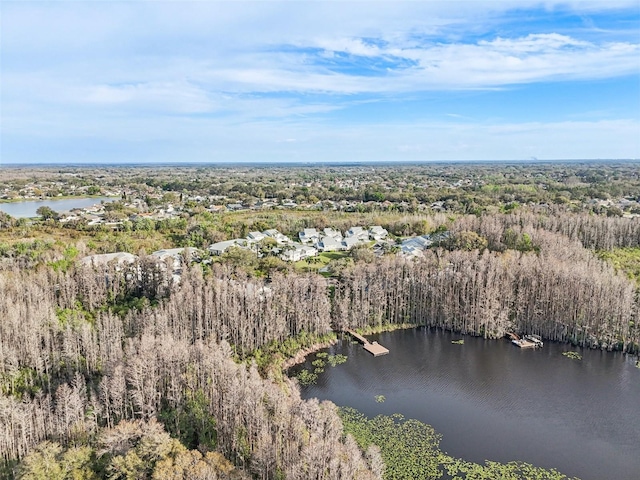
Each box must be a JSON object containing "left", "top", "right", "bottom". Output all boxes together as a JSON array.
[{"left": 208, "top": 225, "right": 391, "bottom": 262}]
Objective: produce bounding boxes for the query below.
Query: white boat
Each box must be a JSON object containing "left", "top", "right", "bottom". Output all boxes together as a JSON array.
[{"left": 524, "top": 335, "right": 544, "bottom": 347}]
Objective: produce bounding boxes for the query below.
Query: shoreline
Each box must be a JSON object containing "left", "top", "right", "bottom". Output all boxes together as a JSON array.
[
  {"left": 0, "top": 195, "right": 118, "bottom": 204},
  {"left": 281, "top": 338, "right": 338, "bottom": 370}
]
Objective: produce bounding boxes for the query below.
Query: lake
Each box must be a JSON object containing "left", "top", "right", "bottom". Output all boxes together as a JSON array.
[
  {"left": 294, "top": 328, "right": 640, "bottom": 480},
  {"left": 0, "top": 197, "right": 116, "bottom": 218}
]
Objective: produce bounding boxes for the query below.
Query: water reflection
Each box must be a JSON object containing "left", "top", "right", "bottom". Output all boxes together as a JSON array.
[{"left": 296, "top": 328, "right": 640, "bottom": 480}]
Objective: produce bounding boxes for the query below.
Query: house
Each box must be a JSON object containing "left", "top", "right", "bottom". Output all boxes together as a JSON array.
[
  {"left": 280, "top": 243, "right": 318, "bottom": 262},
  {"left": 317, "top": 236, "right": 342, "bottom": 252},
  {"left": 400, "top": 235, "right": 432, "bottom": 257},
  {"left": 150, "top": 247, "right": 198, "bottom": 269},
  {"left": 345, "top": 226, "right": 370, "bottom": 242},
  {"left": 80, "top": 252, "right": 138, "bottom": 267},
  {"left": 368, "top": 225, "right": 389, "bottom": 241},
  {"left": 247, "top": 231, "right": 266, "bottom": 243},
  {"left": 226, "top": 203, "right": 245, "bottom": 211},
  {"left": 209, "top": 239, "right": 247, "bottom": 255},
  {"left": 342, "top": 236, "right": 361, "bottom": 250},
  {"left": 322, "top": 227, "right": 343, "bottom": 240},
  {"left": 299, "top": 228, "right": 319, "bottom": 244},
  {"left": 263, "top": 229, "right": 291, "bottom": 245}
]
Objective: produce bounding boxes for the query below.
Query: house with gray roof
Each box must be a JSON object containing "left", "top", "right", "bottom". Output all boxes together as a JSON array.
[
  {"left": 318, "top": 236, "right": 342, "bottom": 252},
  {"left": 299, "top": 228, "right": 319, "bottom": 244},
  {"left": 209, "top": 239, "right": 248, "bottom": 255}
]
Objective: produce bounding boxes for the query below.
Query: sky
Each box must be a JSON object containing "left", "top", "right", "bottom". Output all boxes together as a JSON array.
[{"left": 1, "top": 1, "right": 639, "bottom": 164}]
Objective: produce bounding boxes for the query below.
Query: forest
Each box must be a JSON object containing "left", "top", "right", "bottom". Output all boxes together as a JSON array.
[{"left": 1, "top": 164, "right": 639, "bottom": 479}]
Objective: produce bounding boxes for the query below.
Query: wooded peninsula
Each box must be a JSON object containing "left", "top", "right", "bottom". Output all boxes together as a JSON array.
[{"left": 1, "top": 161, "right": 639, "bottom": 479}]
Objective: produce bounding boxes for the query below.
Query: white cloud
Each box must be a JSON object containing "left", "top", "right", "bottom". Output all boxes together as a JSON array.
[
  {"left": 84, "top": 82, "right": 215, "bottom": 114},
  {"left": 2, "top": 1, "right": 638, "bottom": 162}
]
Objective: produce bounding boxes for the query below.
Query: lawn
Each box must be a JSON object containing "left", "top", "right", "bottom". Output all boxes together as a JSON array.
[{"left": 293, "top": 251, "right": 350, "bottom": 273}]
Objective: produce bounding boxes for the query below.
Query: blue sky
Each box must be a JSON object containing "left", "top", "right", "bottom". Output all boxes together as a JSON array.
[{"left": 1, "top": 1, "right": 639, "bottom": 164}]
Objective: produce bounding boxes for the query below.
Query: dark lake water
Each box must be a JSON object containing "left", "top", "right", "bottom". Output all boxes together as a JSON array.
[
  {"left": 294, "top": 328, "right": 640, "bottom": 480},
  {"left": 0, "top": 197, "right": 115, "bottom": 218}
]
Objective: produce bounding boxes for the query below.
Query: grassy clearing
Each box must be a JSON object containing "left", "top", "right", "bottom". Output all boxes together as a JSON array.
[{"left": 293, "top": 251, "right": 350, "bottom": 273}]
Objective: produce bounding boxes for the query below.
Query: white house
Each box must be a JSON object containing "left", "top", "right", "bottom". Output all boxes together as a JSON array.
[
  {"left": 247, "top": 231, "right": 266, "bottom": 243},
  {"left": 299, "top": 228, "right": 319, "bottom": 244},
  {"left": 80, "top": 252, "right": 138, "bottom": 267},
  {"left": 400, "top": 235, "right": 432, "bottom": 257},
  {"left": 342, "top": 236, "right": 361, "bottom": 250},
  {"left": 317, "top": 236, "right": 342, "bottom": 252},
  {"left": 150, "top": 247, "right": 198, "bottom": 269},
  {"left": 369, "top": 225, "right": 389, "bottom": 241},
  {"left": 263, "top": 229, "right": 291, "bottom": 245},
  {"left": 322, "top": 227, "right": 343, "bottom": 240},
  {"left": 280, "top": 243, "right": 318, "bottom": 262},
  {"left": 346, "top": 226, "right": 370, "bottom": 242},
  {"left": 209, "top": 239, "right": 247, "bottom": 255}
]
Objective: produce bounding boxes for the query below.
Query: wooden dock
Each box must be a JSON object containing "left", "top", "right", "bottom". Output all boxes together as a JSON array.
[
  {"left": 508, "top": 332, "right": 543, "bottom": 349},
  {"left": 344, "top": 329, "right": 389, "bottom": 356},
  {"left": 512, "top": 338, "right": 538, "bottom": 349}
]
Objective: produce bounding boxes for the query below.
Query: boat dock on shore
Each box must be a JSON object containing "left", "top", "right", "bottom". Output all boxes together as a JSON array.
[
  {"left": 508, "top": 332, "right": 544, "bottom": 349},
  {"left": 344, "top": 329, "right": 389, "bottom": 356}
]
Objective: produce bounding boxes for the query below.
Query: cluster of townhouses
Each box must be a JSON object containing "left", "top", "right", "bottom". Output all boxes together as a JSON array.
[
  {"left": 80, "top": 247, "right": 199, "bottom": 284},
  {"left": 208, "top": 225, "right": 389, "bottom": 262},
  {"left": 79, "top": 227, "right": 443, "bottom": 275}
]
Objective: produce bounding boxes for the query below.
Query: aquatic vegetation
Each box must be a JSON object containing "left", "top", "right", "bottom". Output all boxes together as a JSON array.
[
  {"left": 375, "top": 395, "right": 386, "bottom": 403},
  {"left": 296, "top": 369, "right": 318, "bottom": 386},
  {"left": 451, "top": 339, "right": 464, "bottom": 345},
  {"left": 440, "top": 457, "right": 579, "bottom": 479},
  {"left": 562, "top": 351, "right": 582, "bottom": 360},
  {"left": 339, "top": 407, "right": 441, "bottom": 479},
  {"left": 340, "top": 407, "right": 580, "bottom": 480},
  {"left": 327, "top": 354, "right": 348, "bottom": 367},
  {"left": 316, "top": 352, "right": 329, "bottom": 358},
  {"left": 312, "top": 359, "right": 326, "bottom": 368}
]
